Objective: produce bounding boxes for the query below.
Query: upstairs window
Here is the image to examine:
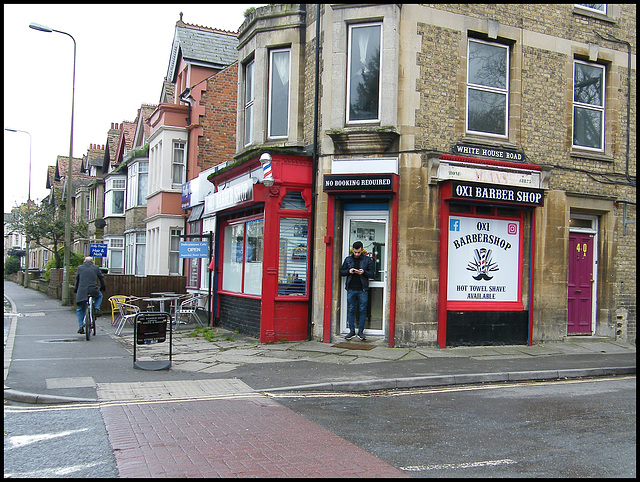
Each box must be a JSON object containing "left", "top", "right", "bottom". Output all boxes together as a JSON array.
[
  {"left": 268, "top": 48, "right": 291, "bottom": 138},
  {"left": 244, "top": 60, "right": 255, "bottom": 146},
  {"left": 575, "top": 4, "right": 606, "bottom": 15},
  {"left": 573, "top": 60, "right": 605, "bottom": 151},
  {"left": 172, "top": 141, "right": 185, "bottom": 187},
  {"left": 126, "top": 161, "right": 148, "bottom": 208},
  {"left": 105, "top": 177, "right": 125, "bottom": 216},
  {"left": 347, "top": 22, "right": 381, "bottom": 123},
  {"left": 466, "top": 38, "right": 509, "bottom": 137}
]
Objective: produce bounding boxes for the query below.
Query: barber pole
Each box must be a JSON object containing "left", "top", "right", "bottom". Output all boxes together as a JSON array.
[{"left": 262, "top": 159, "right": 273, "bottom": 183}]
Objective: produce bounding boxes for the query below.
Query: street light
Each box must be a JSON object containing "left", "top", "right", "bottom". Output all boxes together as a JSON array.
[
  {"left": 5, "top": 127, "right": 32, "bottom": 287},
  {"left": 29, "top": 22, "right": 76, "bottom": 305}
]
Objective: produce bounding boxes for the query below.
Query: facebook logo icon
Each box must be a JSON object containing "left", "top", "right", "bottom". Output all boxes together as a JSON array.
[{"left": 450, "top": 219, "right": 460, "bottom": 232}]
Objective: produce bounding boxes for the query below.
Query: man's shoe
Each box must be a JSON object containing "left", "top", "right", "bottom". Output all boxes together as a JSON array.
[
  {"left": 94, "top": 310, "right": 102, "bottom": 318},
  {"left": 357, "top": 332, "right": 366, "bottom": 341},
  {"left": 345, "top": 331, "right": 356, "bottom": 341},
  {"left": 77, "top": 327, "right": 85, "bottom": 334}
]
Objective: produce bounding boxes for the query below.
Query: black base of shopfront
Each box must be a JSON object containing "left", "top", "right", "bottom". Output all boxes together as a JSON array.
[{"left": 446, "top": 311, "right": 528, "bottom": 346}]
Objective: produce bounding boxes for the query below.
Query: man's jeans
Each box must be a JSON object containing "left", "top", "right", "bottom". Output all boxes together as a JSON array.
[
  {"left": 347, "top": 289, "right": 368, "bottom": 334},
  {"left": 76, "top": 292, "right": 103, "bottom": 328}
]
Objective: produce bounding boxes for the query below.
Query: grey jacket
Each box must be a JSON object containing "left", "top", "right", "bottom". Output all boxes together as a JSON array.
[
  {"left": 74, "top": 262, "right": 106, "bottom": 303},
  {"left": 340, "top": 254, "right": 375, "bottom": 291}
]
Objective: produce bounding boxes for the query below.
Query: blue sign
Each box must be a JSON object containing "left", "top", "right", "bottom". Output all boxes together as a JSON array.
[
  {"left": 181, "top": 181, "right": 192, "bottom": 209},
  {"left": 179, "top": 241, "right": 209, "bottom": 258},
  {"left": 89, "top": 243, "right": 108, "bottom": 257}
]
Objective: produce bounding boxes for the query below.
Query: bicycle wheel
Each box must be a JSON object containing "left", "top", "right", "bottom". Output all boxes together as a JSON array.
[
  {"left": 91, "top": 298, "right": 97, "bottom": 336},
  {"left": 85, "top": 298, "right": 93, "bottom": 341}
]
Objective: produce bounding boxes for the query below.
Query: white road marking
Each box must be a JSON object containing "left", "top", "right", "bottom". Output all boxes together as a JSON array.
[
  {"left": 4, "top": 460, "right": 106, "bottom": 477},
  {"left": 7, "top": 428, "right": 89, "bottom": 448},
  {"left": 401, "top": 458, "right": 516, "bottom": 472}
]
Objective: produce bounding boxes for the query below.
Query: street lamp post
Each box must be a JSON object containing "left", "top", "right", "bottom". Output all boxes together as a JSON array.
[
  {"left": 29, "top": 22, "right": 76, "bottom": 305},
  {"left": 5, "top": 128, "right": 32, "bottom": 287}
]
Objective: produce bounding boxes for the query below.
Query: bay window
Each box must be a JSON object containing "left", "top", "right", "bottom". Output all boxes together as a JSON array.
[
  {"left": 105, "top": 177, "right": 125, "bottom": 216},
  {"left": 172, "top": 141, "right": 186, "bottom": 187},
  {"left": 244, "top": 60, "right": 255, "bottom": 146},
  {"left": 268, "top": 48, "right": 290, "bottom": 138},
  {"left": 127, "top": 161, "right": 148, "bottom": 208},
  {"left": 169, "top": 228, "right": 182, "bottom": 274}
]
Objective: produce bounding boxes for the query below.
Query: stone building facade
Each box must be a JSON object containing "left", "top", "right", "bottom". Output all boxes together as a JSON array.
[{"left": 233, "top": 4, "right": 635, "bottom": 346}]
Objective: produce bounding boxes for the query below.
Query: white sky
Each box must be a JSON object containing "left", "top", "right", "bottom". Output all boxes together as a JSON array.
[{"left": 4, "top": 3, "right": 260, "bottom": 211}]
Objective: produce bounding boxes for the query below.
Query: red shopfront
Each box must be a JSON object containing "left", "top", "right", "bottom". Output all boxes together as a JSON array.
[
  {"left": 436, "top": 154, "right": 545, "bottom": 347},
  {"left": 207, "top": 154, "right": 313, "bottom": 342}
]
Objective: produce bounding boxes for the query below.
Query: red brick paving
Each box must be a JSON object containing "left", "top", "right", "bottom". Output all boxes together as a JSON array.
[{"left": 101, "top": 395, "right": 409, "bottom": 478}]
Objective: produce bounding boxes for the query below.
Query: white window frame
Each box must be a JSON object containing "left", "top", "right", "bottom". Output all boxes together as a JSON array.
[
  {"left": 172, "top": 141, "right": 186, "bottom": 188},
  {"left": 126, "top": 160, "right": 149, "bottom": 209},
  {"left": 572, "top": 59, "right": 605, "bottom": 152},
  {"left": 107, "top": 236, "right": 124, "bottom": 273},
  {"left": 105, "top": 177, "right": 126, "bottom": 216},
  {"left": 169, "top": 228, "right": 183, "bottom": 275},
  {"left": 268, "top": 48, "right": 291, "bottom": 139},
  {"left": 346, "top": 22, "right": 382, "bottom": 124},
  {"left": 466, "top": 38, "right": 510, "bottom": 138},
  {"left": 244, "top": 60, "right": 255, "bottom": 146}
]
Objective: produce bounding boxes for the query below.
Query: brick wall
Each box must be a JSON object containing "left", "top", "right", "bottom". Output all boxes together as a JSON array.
[
  {"left": 199, "top": 62, "right": 238, "bottom": 170},
  {"left": 219, "top": 294, "right": 261, "bottom": 338}
]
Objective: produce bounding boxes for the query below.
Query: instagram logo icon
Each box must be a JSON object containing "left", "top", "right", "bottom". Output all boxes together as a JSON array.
[{"left": 507, "top": 223, "right": 518, "bottom": 235}]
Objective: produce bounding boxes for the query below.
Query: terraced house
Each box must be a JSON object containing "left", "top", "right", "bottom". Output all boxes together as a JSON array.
[{"left": 209, "top": 4, "right": 635, "bottom": 347}]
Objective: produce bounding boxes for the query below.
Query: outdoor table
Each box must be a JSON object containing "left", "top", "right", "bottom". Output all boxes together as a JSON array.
[{"left": 142, "top": 294, "right": 181, "bottom": 315}]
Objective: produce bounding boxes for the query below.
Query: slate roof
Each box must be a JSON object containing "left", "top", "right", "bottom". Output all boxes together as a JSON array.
[{"left": 167, "top": 15, "right": 239, "bottom": 82}]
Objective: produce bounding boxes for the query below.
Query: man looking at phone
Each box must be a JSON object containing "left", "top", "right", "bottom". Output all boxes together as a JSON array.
[{"left": 340, "top": 241, "right": 375, "bottom": 341}]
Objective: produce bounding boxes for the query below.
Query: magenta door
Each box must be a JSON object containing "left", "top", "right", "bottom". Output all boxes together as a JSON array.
[{"left": 567, "top": 233, "right": 594, "bottom": 334}]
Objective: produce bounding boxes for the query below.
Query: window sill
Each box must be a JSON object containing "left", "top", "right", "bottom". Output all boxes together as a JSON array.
[
  {"left": 569, "top": 150, "right": 613, "bottom": 163},
  {"left": 572, "top": 7, "right": 617, "bottom": 24}
]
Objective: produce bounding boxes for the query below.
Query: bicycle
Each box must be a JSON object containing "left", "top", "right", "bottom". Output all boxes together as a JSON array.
[{"left": 83, "top": 294, "right": 97, "bottom": 341}]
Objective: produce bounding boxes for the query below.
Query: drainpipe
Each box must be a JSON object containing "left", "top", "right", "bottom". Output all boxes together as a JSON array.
[
  {"left": 307, "top": 3, "right": 321, "bottom": 340},
  {"left": 594, "top": 31, "right": 633, "bottom": 184}
]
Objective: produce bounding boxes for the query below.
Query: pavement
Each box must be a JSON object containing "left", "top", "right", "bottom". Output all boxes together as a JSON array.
[
  {"left": 4, "top": 279, "right": 635, "bottom": 404},
  {"left": 4, "top": 279, "right": 636, "bottom": 477}
]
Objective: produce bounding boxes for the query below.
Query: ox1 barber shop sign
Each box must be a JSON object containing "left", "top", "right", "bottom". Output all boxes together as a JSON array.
[
  {"left": 451, "top": 181, "right": 544, "bottom": 207},
  {"left": 323, "top": 173, "right": 394, "bottom": 192}
]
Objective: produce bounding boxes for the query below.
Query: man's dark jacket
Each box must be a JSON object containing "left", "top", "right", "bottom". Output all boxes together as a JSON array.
[
  {"left": 74, "top": 262, "right": 106, "bottom": 304},
  {"left": 339, "top": 253, "right": 375, "bottom": 290}
]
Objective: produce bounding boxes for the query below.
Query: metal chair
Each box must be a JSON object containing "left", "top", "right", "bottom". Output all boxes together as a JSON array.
[
  {"left": 115, "top": 301, "right": 140, "bottom": 336},
  {"left": 108, "top": 295, "right": 132, "bottom": 326},
  {"left": 175, "top": 295, "right": 198, "bottom": 323}
]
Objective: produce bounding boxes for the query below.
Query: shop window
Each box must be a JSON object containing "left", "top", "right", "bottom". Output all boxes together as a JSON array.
[
  {"left": 573, "top": 60, "right": 605, "bottom": 151},
  {"left": 347, "top": 22, "right": 382, "bottom": 123},
  {"left": 268, "top": 48, "right": 290, "bottom": 139},
  {"left": 496, "top": 207, "right": 519, "bottom": 218},
  {"left": 222, "top": 218, "right": 264, "bottom": 295},
  {"left": 466, "top": 38, "right": 509, "bottom": 137},
  {"left": 278, "top": 217, "right": 308, "bottom": 296}
]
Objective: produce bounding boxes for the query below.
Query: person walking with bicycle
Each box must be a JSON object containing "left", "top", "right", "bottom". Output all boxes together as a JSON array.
[{"left": 74, "top": 256, "right": 106, "bottom": 334}]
